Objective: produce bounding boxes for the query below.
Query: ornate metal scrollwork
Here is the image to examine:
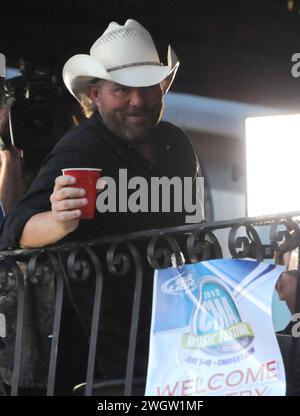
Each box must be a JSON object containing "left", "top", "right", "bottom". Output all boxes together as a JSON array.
[
  {"left": 0, "top": 258, "right": 26, "bottom": 396},
  {"left": 228, "top": 223, "right": 264, "bottom": 261},
  {"left": 186, "top": 230, "right": 222, "bottom": 263},
  {"left": 104, "top": 241, "right": 144, "bottom": 395},
  {"left": 106, "top": 242, "right": 132, "bottom": 276},
  {"left": 1, "top": 212, "right": 300, "bottom": 397},
  {"left": 67, "top": 246, "right": 104, "bottom": 397},
  {"left": 147, "top": 235, "right": 183, "bottom": 269},
  {"left": 270, "top": 218, "right": 300, "bottom": 254},
  {"left": 27, "top": 251, "right": 56, "bottom": 286},
  {"left": 66, "top": 248, "right": 92, "bottom": 282},
  {"left": 0, "top": 256, "right": 20, "bottom": 292}
]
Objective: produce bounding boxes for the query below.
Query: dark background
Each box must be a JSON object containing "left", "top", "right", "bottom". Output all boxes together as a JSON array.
[{"left": 1, "top": 0, "right": 300, "bottom": 109}]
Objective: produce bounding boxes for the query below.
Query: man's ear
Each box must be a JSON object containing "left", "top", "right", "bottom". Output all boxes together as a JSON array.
[{"left": 89, "top": 85, "right": 102, "bottom": 107}]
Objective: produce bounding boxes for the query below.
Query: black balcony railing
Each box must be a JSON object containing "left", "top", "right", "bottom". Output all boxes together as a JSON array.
[{"left": 0, "top": 212, "right": 300, "bottom": 396}]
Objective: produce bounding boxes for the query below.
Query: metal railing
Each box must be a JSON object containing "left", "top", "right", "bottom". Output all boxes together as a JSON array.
[{"left": 0, "top": 212, "right": 299, "bottom": 396}]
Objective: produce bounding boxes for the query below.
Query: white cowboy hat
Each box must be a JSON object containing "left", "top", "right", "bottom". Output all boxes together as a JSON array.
[{"left": 62, "top": 19, "right": 179, "bottom": 102}]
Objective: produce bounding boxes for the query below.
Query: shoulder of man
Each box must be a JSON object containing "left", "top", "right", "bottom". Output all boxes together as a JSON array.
[
  {"left": 157, "top": 120, "right": 190, "bottom": 141},
  {"left": 157, "top": 120, "right": 201, "bottom": 176},
  {"left": 52, "top": 112, "right": 108, "bottom": 153}
]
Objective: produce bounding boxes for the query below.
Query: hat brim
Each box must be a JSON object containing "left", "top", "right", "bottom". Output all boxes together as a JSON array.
[{"left": 63, "top": 46, "right": 179, "bottom": 102}]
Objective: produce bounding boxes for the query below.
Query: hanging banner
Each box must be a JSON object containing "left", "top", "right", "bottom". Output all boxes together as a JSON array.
[{"left": 145, "top": 259, "right": 286, "bottom": 396}]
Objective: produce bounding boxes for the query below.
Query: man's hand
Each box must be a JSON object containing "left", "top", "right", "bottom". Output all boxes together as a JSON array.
[
  {"left": 50, "top": 175, "right": 87, "bottom": 233},
  {"left": 20, "top": 174, "right": 105, "bottom": 248}
]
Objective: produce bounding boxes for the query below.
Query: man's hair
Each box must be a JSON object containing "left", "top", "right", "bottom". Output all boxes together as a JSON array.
[{"left": 80, "top": 78, "right": 105, "bottom": 118}]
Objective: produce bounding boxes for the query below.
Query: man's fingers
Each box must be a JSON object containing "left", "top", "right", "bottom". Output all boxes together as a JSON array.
[
  {"left": 55, "top": 175, "right": 76, "bottom": 188},
  {"left": 53, "top": 210, "right": 82, "bottom": 222},
  {"left": 52, "top": 198, "right": 87, "bottom": 212},
  {"left": 50, "top": 175, "right": 88, "bottom": 223},
  {"left": 52, "top": 176, "right": 86, "bottom": 202},
  {"left": 52, "top": 187, "right": 86, "bottom": 202}
]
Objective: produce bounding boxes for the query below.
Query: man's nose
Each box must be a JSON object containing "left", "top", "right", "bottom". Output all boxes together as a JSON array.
[{"left": 129, "top": 88, "right": 146, "bottom": 106}]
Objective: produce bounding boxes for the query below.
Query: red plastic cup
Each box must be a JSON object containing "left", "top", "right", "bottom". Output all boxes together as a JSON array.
[{"left": 62, "top": 168, "right": 102, "bottom": 219}]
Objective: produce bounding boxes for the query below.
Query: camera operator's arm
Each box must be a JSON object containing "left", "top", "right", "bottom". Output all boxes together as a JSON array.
[
  {"left": 20, "top": 175, "right": 85, "bottom": 248},
  {"left": 0, "top": 145, "right": 23, "bottom": 214},
  {"left": 0, "top": 103, "right": 10, "bottom": 133},
  {"left": 0, "top": 100, "right": 24, "bottom": 214}
]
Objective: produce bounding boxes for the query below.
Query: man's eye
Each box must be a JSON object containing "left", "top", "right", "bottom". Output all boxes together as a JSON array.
[
  {"left": 115, "top": 87, "right": 129, "bottom": 94},
  {"left": 144, "top": 85, "right": 161, "bottom": 94}
]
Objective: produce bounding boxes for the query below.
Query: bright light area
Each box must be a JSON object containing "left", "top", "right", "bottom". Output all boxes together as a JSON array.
[
  {"left": 246, "top": 114, "right": 300, "bottom": 217},
  {"left": 6, "top": 67, "right": 21, "bottom": 79}
]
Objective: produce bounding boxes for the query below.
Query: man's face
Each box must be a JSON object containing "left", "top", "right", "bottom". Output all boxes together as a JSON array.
[{"left": 90, "top": 80, "right": 163, "bottom": 144}]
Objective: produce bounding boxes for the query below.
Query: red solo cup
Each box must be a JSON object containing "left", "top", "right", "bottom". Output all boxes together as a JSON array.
[{"left": 62, "top": 168, "right": 102, "bottom": 219}]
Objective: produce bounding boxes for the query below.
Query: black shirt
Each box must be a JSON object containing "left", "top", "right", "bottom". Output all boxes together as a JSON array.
[{"left": 0, "top": 111, "right": 200, "bottom": 249}]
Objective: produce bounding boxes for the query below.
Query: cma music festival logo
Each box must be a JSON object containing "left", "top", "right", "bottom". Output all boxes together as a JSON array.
[
  {"left": 96, "top": 169, "right": 204, "bottom": 223},
  {"left": 182, "top": 278, "right": 254, "bottom": 354}
]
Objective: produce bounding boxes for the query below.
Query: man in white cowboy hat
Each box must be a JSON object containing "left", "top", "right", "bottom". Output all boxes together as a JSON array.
[
  {"left": 1, "top": 18, "right": 201, "bottom": 248},
  {"left": 0, "top": 19, "right": 201, "bottom": 394}
]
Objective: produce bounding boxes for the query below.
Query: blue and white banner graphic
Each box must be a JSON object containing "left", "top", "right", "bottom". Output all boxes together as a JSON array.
[{"left": 145, "top": 259, "right": 286, "bottom": 396}]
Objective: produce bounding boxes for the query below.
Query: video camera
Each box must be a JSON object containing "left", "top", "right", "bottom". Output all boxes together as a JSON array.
[{"left": 0, "top": 55, "right": 79, "bottom": 171}]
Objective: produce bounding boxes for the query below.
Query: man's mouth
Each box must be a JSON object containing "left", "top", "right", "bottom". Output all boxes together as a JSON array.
[{"left": 126, "top": 113, "right": 150, "bottom": 123}]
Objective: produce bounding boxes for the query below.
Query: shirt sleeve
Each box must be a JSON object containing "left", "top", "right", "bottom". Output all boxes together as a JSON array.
[{"left": 0, "top": 147, "right": 84, "bottom": 250}]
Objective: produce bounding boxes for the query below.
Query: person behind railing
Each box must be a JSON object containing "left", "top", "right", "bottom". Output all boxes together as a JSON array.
[
  {"left": 0, "top": 19, "right": 202, "bottom": 395},
  {"left": 275, "top": 246, "right": 300, "bottom": 396},
  {"left": 276, "top": 248, "right": 300, "bottom": 333}
]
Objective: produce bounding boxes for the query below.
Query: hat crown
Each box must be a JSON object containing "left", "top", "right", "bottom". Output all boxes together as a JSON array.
[
  {"left": 90, "top": 19, "right": 160, "bottom": 70},
  {"left": 62, "top": 19, "right": 179, "bottom": 102}
]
